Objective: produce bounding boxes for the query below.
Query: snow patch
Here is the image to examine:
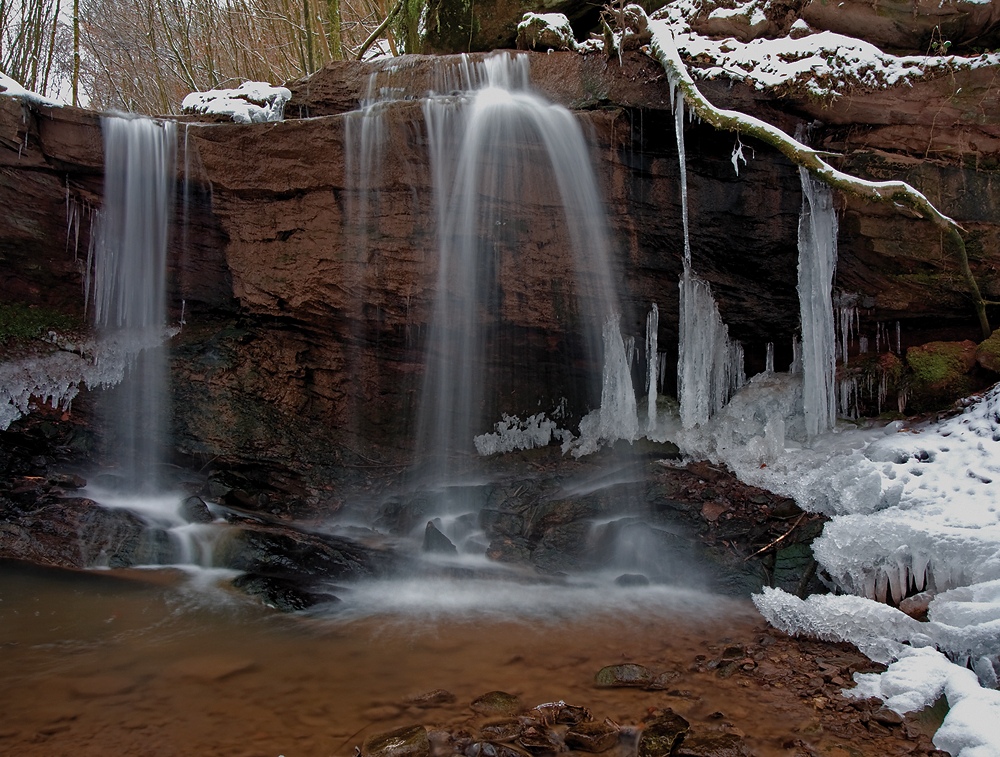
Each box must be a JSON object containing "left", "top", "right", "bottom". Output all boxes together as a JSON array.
[
  {"left": 181, "top": 82, "right": 291, "bottom": 124},
  {"left": 0, "top": 72, "right": 62, "bottom": 107}
]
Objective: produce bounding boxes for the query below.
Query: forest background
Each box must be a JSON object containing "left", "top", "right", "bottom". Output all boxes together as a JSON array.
[{"left": 0, "top": 0, "right": 397, "bottom": 113}]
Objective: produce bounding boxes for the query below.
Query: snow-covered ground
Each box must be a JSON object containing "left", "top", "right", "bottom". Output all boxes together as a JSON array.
[{"left": 680, "top": 375, "right": 1000, "bottom": 755}]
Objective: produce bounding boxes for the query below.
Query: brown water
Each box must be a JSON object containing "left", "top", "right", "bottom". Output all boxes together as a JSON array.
[{"left": 0, "top": 563, "right": 860, "bottom": 757}]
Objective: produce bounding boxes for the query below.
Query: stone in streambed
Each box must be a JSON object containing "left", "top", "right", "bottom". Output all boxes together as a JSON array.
[
  {"left": 231, "top": 572, "right": 340, "bottom": 612},
  {"left": 470, "top": 691, "right": 524, "bottom": 717},
  {"left": 594, "top": 663, "right": 654, "bottom": 688},
  {"left": 180, "top": 495, "right": 214, "bottom": 523},
  {"left": 479, "top": 719, "right": 522, "bottom": 742},
  {"left": 614, "top": 573, "right": 650, "bottom": 587},
  {"left": 362, "top": 724, "right": 430, "bottom": 757},
  {"left": 674, "top": 731, "right": 750, "bottom": 757},
  {"left": 465, "top": 742, "right": 531, "bottom": 757},
  {"left": 637, "top": 710, "right": 690, "bottom": 757},
  {"left": 403, "top": 688, "right": 457, "bottom": 708},
  {"left": 423, "top": 519, "right": 458, "bottom": 555},
  {"left": 564, "top": 721, "right": 620, "bottom": 752}
]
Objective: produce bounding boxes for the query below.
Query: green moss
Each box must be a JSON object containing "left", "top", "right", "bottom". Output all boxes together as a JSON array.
[
  {"left": 977, "top": 329, "right": 1000, "bottom": 373},
  {"left": 0, "top": 303, "right": 77, "bottom": 345},
  {"left": 906, "top": 341, "right": 973, "bottom": 386}
]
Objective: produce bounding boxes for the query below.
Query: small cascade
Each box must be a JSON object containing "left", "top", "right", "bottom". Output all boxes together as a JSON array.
[
  {"left": 89, "top": 116, "right": 176, "bottom": 492},
  {"left": 415, "top": 54, "right": 620, "bottom": 479},
  {"left": 796, "top": 167, "right": 838, "bottom": 439},
  {"left": 672, "top": 91, "right": 745, "bottom": 429}
]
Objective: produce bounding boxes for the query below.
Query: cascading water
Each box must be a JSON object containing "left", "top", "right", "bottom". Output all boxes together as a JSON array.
[
  {"left": 89, "top": 116, "right": 176, "bottom": 493},
  {"left": 416, "top": 54, "right": 622, "bottom": 483},
  {"left": 797, "top": 167, "right": 838, "bottom": 439}
]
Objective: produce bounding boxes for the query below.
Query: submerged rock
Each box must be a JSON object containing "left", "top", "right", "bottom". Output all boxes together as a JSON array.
[
  {"left": 404, "top": 689, "right": 458, "bottom": 709},
  {"left": 231, "top": 572, "right": 340, "bottom": 612},
  {"left": 470, "top": 691, "right": 524, "bottom": 718},
  {"left": 594, "top": 663, "right": 654, "bottom": 688},
  {"left": 362, "top": 724, "right": 430, "bottom": 757}
]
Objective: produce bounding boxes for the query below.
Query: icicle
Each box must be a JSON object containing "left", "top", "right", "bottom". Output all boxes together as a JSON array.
[
  {"left": 797, "top": 168, "right": 838, "bottom": 438},
  {"left": 646, "top": 303, "right": 659, "bottom": 433},
  {"left": 765, "top": 342, "right": 774, "bottom": 373},
  {"left": 895, "top": 321, "right": 901, "bottom": 354},
  {"left": 790, "top": 337, "right": 802, "bottom": 375}
]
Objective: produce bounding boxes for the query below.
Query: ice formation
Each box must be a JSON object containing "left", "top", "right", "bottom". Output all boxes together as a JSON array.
[
  {"left": 181, "top": 81, "right": 291, "bottom": 124},
  {"left": 646, "top": 303, "right": 659, "bottom": 433},
  {"left": 796, "top": 167, "right": 837, "bottom": 438},
  {"left": 474, "top": 413, "right": 568, "bottom": 456},
  {"left": 565, "top": 313, "right": 640, "bottom": 457}
]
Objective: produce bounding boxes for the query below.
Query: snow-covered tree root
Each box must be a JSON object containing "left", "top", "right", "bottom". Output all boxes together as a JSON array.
[{"left": 646, "top": 20, "right": 992, "bottom": 339}]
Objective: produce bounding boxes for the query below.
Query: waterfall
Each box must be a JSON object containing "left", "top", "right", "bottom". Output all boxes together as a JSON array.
[
  {"left": 673, "top": 92, "right": 744, "bottom": 429},
  {"left": 416, "top": 54, "right": 620, "bottom": 479},
  {"left": 797, "top": 167, "right": 837, "bottom": 438},
  {"left": 89, "top": 116, "right": 176, "bottom": 492}
]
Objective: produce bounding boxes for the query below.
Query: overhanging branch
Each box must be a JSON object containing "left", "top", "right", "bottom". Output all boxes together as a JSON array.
[{"left": 647, "top": 19, "right": 991, "bottom": 339}]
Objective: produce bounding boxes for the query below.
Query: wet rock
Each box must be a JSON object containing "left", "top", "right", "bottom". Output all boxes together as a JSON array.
[
  {"left": 180, "top": 495, "right": 214, "bottom": 524},
  {"left": 646, "top": 670, "right": 681, "bottom": 690},
  {"left": 362, "top": 724, "right": 430, "bottom": 757},
  {"left": 231, "top": 572, "right": 340, "bottom": 612},
  {"left": 594, "top": 663, "right": 655, "bottom": 688},
  {"left": 527, "top": 701, "right": 592, "bottom": 725},
  {"left": 517, "top": 723, "right": 560, "bottom": 754},
  {"left": 615, "top": 573, "right": 650, "bottom": 587},
  {"left": 214, "top": 521, "right": 394, "bottom": 582},
  {"left": 479, "top": 719, "right": 522, "bottom": 742},
  {"left": 470, "top": 691, "right": 523, "bottom": 718},
  {"left": 872, "top": 707, "right": 905, "bottom": 726},
  {"left": 47, "top": 472, "right": 86, "bottom": 489},
  {"left": 0, "top": 497, "right": 181, "bottom": 568},
  {"left": 465, "top": 742, "right": 530, "bottom": 757},
  {"left": 673, "top": 731, "right": 751, "bottom": 757},
  {"left": 485, "top": 536, "right": 532, "bottom": 564},
  {"left": 404, "top": 689, "right": 458, "bottom": 709},
  {"left": 637, "top": 710, "right": 690, "bottom": 757},
  {"left": 423, "top": 520, "right": 458, "bottom": 555},
  {"left": 564, "top": 720, "right": 620, "bottom": 752},
  {"left": 976, "top": 329, "right": 1000, "bottom": 374}
]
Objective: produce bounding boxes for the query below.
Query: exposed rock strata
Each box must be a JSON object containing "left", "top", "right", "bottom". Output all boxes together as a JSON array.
[{"left": 0, "top": 45, "right": 998, "bottom": 494}]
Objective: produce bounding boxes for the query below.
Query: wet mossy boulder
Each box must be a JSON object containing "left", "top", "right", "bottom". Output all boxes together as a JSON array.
[
  {"left": 594, "top": 662, "right": 654, "bottom": 688},
  {"left": 905, "top": 340, "right": 978, "bottom": 411},
  {"left": 470, "top": 691, "right": 524, "bottom": 717},
  {"left": 637, "top": 709, "right": 690, "bottom": 757},
  {"left": 516, "top": 12, "right": 577, "bottom": 52},
  {"left": 976, "top": 329, "right": 1000, "bottom": 374},
  {"left": 362, "top": 724, "right": 430, "bottom": 757}
]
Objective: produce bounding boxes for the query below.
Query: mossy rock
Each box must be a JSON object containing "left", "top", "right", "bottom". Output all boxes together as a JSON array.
[
  {"left": 904, "top": 340, "right": 977, "bottom": 411},
  {"left": 976, "top": 329, "right": 1000, "bottom": 374},
  {"left": 0, "top": 302, "right": 78, "bottom": 345},
  {"left": 362, "top": 725, "right": 430, "bottom": 757},
  {"left": 637, "top": 710, "right": 690, "bottom": 757}
]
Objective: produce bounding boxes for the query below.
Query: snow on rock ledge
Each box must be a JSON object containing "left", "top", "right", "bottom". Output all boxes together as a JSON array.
[{"left": 181, "top": 82, "right": 291, "bottom": 124}]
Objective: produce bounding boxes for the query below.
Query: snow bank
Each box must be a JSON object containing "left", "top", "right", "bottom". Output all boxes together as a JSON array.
[
  {"left": 755, "top": 589, "right": 1000, "bottom": 754},
  {"left": 181, "top": 82, "right": 291, "bottom": 124},
  {"left": 0, "top": 72, "right": 62, "bottom": 107},
  {"left": 652, "top": 0, "right": 1000, "bottom": 97}
]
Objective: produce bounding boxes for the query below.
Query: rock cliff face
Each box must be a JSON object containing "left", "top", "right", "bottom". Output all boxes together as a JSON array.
[{"left": 1, "top": 44, "right": 998, "bottom": 504}]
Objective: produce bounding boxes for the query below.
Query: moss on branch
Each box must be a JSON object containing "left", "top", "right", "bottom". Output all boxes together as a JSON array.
[{"left": 647, "top": 20, "right": 991, "bottom": 338}]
